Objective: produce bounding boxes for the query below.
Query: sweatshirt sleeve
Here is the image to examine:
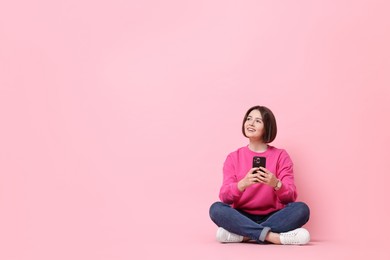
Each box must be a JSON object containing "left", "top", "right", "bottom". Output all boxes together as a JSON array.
[
  {"left": 218, "top": 154, "right": 243, "bottom": 204},
  {"left": 274, "top": 150, "right": 298, "bottom": 204}
]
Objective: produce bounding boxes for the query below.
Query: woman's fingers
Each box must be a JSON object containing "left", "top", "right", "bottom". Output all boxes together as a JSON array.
[
  {"left": 250, "top": 168, "right": 276, "bottom": 186},
  {"left": 257, "top": 171, "right": 272, "bottom": 184},
  {"left": 252, "top": 172, "right": 263, "bottom": 183}
]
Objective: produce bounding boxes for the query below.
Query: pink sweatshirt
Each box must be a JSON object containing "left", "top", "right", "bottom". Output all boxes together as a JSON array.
[{"left": 219, "top": 145, "right": 297, "bottom": 215}]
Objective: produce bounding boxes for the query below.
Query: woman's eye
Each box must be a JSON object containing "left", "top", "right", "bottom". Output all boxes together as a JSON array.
[{"left": 246, "top": 117, "right": 251, "bottom": 121}]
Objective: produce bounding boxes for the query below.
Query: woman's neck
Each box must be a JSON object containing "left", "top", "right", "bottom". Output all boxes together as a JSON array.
[{"left": 248, "top": 141, "right": 268, "bottom": 153}]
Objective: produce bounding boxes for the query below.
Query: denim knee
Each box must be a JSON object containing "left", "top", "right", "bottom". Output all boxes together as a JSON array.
[
  {"left": 209, "top": 201, "right": 225, "bottom": 222},
  {"left": 294, "top": 202, "right": 310, "bottom": 223}
]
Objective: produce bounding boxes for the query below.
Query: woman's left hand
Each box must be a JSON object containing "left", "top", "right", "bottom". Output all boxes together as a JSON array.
[{"left": 258, "top": 167, "right": 278, "bottom": 188}]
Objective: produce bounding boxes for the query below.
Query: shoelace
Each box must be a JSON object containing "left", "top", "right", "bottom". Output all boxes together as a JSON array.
[{"left": 281, "top": 231, "right": 301, "bottom": 244}]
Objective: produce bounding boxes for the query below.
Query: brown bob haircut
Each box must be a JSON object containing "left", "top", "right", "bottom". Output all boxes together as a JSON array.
[{"left": 242, "top": 106, "right": 277, "bottom": 143}]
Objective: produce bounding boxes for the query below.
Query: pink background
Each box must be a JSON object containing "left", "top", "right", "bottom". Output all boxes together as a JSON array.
[{"left": 1, "top": 0, "right": 389, "bottom": 259}]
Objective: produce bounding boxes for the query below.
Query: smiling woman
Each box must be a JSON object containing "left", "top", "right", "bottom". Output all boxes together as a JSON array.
[
  {"left": 242, "top": 106, "right": 277, "bottom": 146},
  {"left": 209, "top": 106, "right": 311, "bottom": 245}
]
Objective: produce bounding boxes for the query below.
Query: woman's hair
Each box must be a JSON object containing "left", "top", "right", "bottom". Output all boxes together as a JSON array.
[{"left": 242, "top": 106, "right": 277, "bottom": 143}]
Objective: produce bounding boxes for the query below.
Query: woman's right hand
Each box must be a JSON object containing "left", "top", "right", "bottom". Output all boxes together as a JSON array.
[{"left": 237, "top": 167, "right": 261, "bottom": 192}]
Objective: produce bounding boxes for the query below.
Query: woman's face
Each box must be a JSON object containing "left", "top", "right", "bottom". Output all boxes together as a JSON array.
[{"left": 244, "top": 109, "right": 264, "bottom": 141}]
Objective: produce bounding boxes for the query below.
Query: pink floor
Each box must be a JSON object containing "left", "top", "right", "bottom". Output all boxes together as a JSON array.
[{"left": 145, "top": 237, "right": 388, "bottom": 260}]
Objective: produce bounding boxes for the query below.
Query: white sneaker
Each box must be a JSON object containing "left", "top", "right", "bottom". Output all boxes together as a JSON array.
[
  {"left": 216, "top": 227, "right": 244, "bottom": 243},
  {"left": 280, "top": 228, "right": 310, "bottom": 245}
]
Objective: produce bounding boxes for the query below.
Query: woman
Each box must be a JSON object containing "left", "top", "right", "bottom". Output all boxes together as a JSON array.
[{"left": 209, "top": 106, "right": 310, "bottom": 245}]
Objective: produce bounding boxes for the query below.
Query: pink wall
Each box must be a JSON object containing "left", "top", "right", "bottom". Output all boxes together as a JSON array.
[{"left": 1, "top": 0, "right": 389, "bottom": 259}]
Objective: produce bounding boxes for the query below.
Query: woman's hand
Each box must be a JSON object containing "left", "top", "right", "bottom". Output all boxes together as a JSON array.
[
  {"left": 237, "top": 167, "right": 262, "bottom": 191},
  {"left": 237, "top": 167, "right": 279, "bottom": 192},
  {"left": 257, "top": 167, "right": 279, "bottom": 188}
]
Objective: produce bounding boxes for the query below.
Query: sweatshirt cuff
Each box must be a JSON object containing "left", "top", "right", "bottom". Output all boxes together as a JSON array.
[
  {"left": 230, "top": 182, "right": 243, "bottom": 198},
  {"left": 275, "top": 181, "right": 287, "bottom": 195}
]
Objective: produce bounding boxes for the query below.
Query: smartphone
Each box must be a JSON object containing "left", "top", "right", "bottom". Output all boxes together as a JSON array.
[{"left": 252, "top": 156, "right": 266, "bottom": 173}]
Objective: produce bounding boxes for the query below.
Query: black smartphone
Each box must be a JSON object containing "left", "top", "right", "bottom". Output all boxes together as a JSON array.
[{"left": 252, "top": 156, "right": 266, "bottom": 173}]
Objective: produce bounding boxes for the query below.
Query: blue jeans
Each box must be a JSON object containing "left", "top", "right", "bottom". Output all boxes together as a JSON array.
[{"left": 209, "top": 201, "right": 310, "bottom": 242}]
